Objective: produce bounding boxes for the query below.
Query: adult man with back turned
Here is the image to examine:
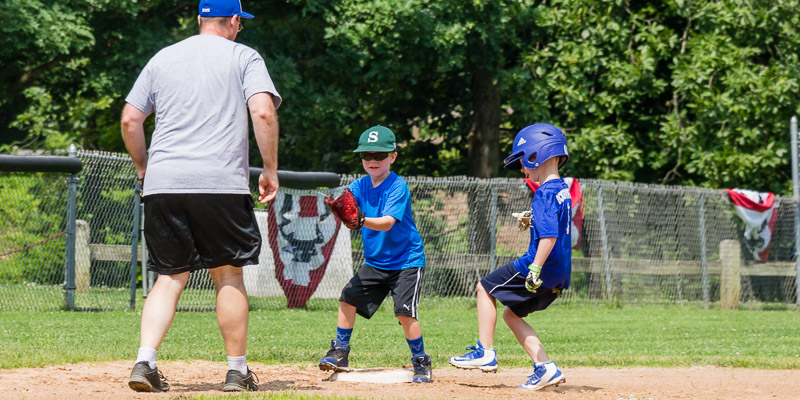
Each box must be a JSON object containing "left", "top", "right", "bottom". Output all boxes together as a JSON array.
[{"left": 120, "top": 0, "right": 281, "bottom": 392}]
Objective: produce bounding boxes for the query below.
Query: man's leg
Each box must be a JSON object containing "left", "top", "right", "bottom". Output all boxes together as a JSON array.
[
  {"left": 209, "top": 265, "right": 249, "bottom": 358},
  {"left": 502, "top": 307, "right": 549, "bottom": 362},
  {"left": 130, "top": 271, "right": 188, "bottom": 392},
  {"left": 210, "top": 265, "right": 258, "bottom": 392},
  {"left": 139, "top": 271, "right": 190, "bottom": 351}
]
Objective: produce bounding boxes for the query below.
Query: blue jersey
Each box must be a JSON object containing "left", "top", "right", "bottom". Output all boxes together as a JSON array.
[
  {"left": 348, "top": 172, "right": 426, "bottom": 270},
  {"left": 513, "top": 178, "right": 572, "bottom": 289}
]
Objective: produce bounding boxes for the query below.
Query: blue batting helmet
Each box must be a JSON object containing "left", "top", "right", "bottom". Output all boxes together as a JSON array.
[{"left": 503, "top": 123, "right": 569, "bottom": 171}]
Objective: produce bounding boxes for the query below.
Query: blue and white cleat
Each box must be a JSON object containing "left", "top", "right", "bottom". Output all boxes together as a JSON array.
[
  {"left": 517, "top": 361, "right": 565, "bottom": 390},
  {"left": 448, "top": 341, "right": 498, "bottom": 373}
]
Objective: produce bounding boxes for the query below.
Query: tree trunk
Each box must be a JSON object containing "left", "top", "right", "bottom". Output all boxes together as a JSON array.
[
  {"left": 468, "top": 69, "right": 501, "bottom": 179},
  {"left": 467, "top": 69, "right": 500, "bottom": 255}
]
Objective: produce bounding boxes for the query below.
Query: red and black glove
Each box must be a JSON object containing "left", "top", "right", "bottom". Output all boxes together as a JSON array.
[{"left": 324, "top": 188, "right": 365, "bottom": 230}]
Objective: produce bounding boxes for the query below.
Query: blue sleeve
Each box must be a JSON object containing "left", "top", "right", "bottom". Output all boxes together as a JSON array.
[
  {"left": 382, "top": 181, "right": 409, "bottom": 222},
  {"left": 533, "top": 189, "right": 559, "bottom": 238}
]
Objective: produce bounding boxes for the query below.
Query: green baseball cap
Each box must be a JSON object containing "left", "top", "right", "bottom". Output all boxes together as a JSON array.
[{"left": 353, "top": 125, "right": 397, "bottom": 152}]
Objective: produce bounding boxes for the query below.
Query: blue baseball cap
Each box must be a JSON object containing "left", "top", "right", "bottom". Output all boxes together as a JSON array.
[{"left": 198, "top": 0, "right": 254, "bottom": 19}]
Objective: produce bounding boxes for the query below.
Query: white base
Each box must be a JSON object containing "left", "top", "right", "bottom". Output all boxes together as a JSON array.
[{"left": 327, "top": 368, "right": 414, "bottom": 383}]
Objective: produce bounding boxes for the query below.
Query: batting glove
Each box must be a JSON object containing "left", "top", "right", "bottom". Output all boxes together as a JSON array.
[
  {"left": 512, "top": 210, "right": 532, "bottom": 231},
  {"left": 525, "top": 264, "right": 542, "bottom": 293}
]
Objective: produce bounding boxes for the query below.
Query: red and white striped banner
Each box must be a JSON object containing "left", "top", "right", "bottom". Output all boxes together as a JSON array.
[{"left": 726, "top": 188, "right": 780, "bottom": 263}]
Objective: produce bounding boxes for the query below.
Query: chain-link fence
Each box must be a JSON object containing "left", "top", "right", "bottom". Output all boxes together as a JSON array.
[{"left": 1, "top": 151, "right": 798, "bottom": 311}]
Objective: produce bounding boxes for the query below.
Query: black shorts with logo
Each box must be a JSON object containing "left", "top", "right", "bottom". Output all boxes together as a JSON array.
[
  {"left": 340, "top": 264, "right": 425, "bottom": 319},
  {"left": 144, "top": 194, "right": 261, "bottom": 275}
]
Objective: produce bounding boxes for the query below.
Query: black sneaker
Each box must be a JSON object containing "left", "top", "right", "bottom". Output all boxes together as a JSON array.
[
  {"left": 128, "top": 361, "right": 170, "bottom": 392},
  {"left": 223, "top": 369, "right": 259, "bottom": 392},
  {"left": 412, "top": 355, "right": 433, "bottom": 383},
  {"left": 318, "top": 339, "right": 350, "bottom": 371}
]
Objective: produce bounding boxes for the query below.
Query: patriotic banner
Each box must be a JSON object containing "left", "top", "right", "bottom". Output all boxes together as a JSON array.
[
  {"left": 726, "top": 188, "right": 780, "bottom": 263},
  {"left": 523, "top": 178, "right": 584, "bottom": 249},
  {"left": 244, "top": 190, "right": 352, "bottom": 308}
]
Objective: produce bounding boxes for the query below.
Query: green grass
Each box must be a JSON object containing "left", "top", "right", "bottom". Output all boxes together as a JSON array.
[{"left": 1, "top": 302, "right": 799, "bottom": 370}]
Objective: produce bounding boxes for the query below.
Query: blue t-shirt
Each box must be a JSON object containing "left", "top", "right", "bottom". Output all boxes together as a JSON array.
[
  {"left": 513, "top": 178, "right": 572, "bottom": 289},
  {"left": 348, "top": 172, "right": 426, "bottom": 270}
]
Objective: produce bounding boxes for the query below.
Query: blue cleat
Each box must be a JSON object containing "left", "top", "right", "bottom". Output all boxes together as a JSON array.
[
  {"left": 517, "top": 361, "right": 565, "bottom": 390},
  {"left": 411, "top": 355, "right": 433, "bottom": 383},
  {"left": 318, "top": 339, "right": 350, "bottom": 372},
  {"left": 448, "top": 341, "right": 498, "bottom": 373}
]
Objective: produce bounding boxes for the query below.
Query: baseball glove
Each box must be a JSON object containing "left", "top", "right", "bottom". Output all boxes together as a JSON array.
[
  {"left": 512, "top": 210, "right": 532, "bottom": 231},
  {"left": 325, "top": 188, "right": 365, "bottom": 230}
]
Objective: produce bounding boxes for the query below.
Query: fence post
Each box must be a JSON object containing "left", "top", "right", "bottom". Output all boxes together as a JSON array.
[
  {"left": 698, "top": 193, "right": 709, "bottom": 309},
  {"left": 75, "top": 220, "right": 90, "bottom": 292},
  {"left": 63, "top": 144, "right": 79, "bottom": 310},
  {"left": 791, "top": 116, "right": 800, "bottom": 311},
  {"left": 128, "top": 178, "right": 142, "bottom": 311},
  {"left": 719, "top": 239, "right": 741, "bottom": 310},
  {"left": 489, "top": 184, "right": 498, "bottom": 271},
  {"left": 597, "top": 185, "right": 612, "bottom": 299}
]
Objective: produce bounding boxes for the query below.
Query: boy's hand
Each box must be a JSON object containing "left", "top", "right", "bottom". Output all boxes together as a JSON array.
[
  {"left": 525, "top": 264, "right": 542, "bottom": 293},
  {"left": 512, "top": 210, "right": 532, "bottom": 231}
]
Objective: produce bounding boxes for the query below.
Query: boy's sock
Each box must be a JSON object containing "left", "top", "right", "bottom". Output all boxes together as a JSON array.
[
  {"left": 136, "top": 346, "right": 157, "bottom": 369},
  {"left": 336, "top": 327, "right": 353, "bottom": 348},
  {"left": 406, "top": 335, "right": 426, "bottom": 358},
  {"left": 227, "top": 355, "right": 248, "bottom": 375}
]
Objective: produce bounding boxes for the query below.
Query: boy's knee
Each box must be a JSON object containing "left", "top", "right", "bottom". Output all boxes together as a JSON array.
[
  {"left": 396, "top": 315, "right": 417, "bottom": 323},
  {"left": 502, "top": 307, "right": 521, "bottom": 322}
]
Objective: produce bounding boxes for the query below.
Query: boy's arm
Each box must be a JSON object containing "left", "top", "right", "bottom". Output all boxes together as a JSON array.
[
  {"left": 363, "top": 216, "right": 396, "bottom": 231},
  {"left": 526, "top": 237, "right": 556, "bottom": 292}
]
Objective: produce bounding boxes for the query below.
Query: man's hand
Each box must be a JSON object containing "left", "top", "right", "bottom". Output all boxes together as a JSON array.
[
  {"left": 525, "top": 264, "right": 542, "bottom": 293},
  {"left": 258, "top": 169, "right": 279, "bottom": 204}
]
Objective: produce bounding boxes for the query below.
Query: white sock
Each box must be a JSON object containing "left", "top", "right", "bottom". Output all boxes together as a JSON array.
[
  {"left": 136, "top": 347, "right": 157, "bottom": 369},
  {"left": 227, "top": 355, "right": 248, "bottom": 375}
]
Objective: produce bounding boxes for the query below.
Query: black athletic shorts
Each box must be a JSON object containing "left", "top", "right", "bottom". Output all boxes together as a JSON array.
[
  {"left": 144, "top": 194, "right": 261, "bottom": 275},
  {"left": 340, "top": 264, "right": 424, "bottom": 319},
  {"left": 480, "top": 261, "right": 560, "bottom": 318}
]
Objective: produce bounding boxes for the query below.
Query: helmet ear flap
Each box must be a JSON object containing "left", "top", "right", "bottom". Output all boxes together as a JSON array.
[{"left": 527, "top": 152, "right": 538, "bottom": 167}]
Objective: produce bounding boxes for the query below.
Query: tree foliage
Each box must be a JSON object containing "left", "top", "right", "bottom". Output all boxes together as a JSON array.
[{"left": 1, "top": 0, "right": 798, "bottom": 193}]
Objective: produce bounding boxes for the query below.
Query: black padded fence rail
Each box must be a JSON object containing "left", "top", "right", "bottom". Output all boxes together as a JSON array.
[
  {"left": 0, "top": 154, "right": 83, "bottom": 174},
  {"left": 249, "top": 167, "right": 340, "bottom": 189}
]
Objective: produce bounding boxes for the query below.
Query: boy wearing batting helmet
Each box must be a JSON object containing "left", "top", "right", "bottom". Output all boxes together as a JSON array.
[
  {"left": 319, "top": 125, "right": 432, "bottom": 383},
  {"left": 449, "top": 123, "right": 571, "bottom": 391}
]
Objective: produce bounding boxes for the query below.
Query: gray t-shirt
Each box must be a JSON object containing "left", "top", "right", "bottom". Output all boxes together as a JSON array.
[{"left": 126, "top": 34, "right": 281, "bottom": 195}]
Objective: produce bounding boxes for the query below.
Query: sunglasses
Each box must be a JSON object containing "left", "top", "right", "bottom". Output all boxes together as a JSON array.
[{"left": 360, "top": 152, "right": 391, "bottom": 161}]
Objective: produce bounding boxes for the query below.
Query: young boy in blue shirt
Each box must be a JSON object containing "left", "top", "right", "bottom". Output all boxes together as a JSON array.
[
  {"left": 449, "top": 123, "right": 572, "bottom": 391},
  {"left": 318, "top": 125, "right": 432, "bottom": 383}
]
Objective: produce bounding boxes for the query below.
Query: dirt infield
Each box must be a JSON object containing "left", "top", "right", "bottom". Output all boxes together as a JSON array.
[{"left": 1, "top": 360, "right": 799, "bottom": 400}]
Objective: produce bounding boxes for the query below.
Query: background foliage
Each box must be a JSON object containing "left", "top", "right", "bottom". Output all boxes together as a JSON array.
[{"left": 2, "top": 0, "right": 799, "bottom": 193}]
